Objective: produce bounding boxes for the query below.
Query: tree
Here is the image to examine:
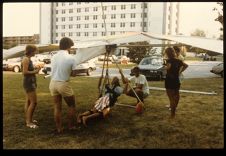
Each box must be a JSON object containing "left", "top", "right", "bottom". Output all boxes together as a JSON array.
[
  {"left": 190, "top": 29, "right": 208, "bottom": 54},
  {"left": 126, "top": 41, "right": 153, "bottom": 64},
  {"left": 191, "top": 29, "right": 206, "bottom": 37},
  {"left": 213, "top": 2, "right": 223, "bottom": 40}
]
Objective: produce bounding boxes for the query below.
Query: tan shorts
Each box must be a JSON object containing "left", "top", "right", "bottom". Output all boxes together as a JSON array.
[{"left": 49, "top": 80, "right": 74, "bottom": 97}]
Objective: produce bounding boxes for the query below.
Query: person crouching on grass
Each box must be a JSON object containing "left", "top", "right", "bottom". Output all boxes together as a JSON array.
[
  {"left": 164, "top": 47, "right": 188, "bottom": 119},
  {"left": 21, "top": 45, "right": 41, "bottom": 129},
  {"left": 77, "top": 76, "right": 128, "bottom": 126}
]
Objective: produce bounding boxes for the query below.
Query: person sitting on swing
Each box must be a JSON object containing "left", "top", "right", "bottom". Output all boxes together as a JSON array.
[
  {"left": 77, "top": 76, "right": 128, "bottom": 126},
  {"left": 119, "top": 66, "right": 149, "bottom": 104}
]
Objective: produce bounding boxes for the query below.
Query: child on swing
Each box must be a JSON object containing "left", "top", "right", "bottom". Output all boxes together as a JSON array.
[{"left": 77, "top": 76, "right": 128, "bottom": 126}]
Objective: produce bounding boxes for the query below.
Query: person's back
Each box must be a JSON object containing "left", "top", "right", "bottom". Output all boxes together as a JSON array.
[{"left": 51, "top": 50, "right": 77, "bottom": 81}]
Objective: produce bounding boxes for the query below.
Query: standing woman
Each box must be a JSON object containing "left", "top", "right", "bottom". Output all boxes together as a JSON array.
[
  {"left": 21, "top": 45, "right": 41, "bottom": 128},
  {"left": 164, "top": 47, "right": 188, "bottom": 119}
]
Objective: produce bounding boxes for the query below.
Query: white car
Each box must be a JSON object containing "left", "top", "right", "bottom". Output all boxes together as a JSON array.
[
  {"left": 42, "top": 60, "right": 96, "bottom": 76},
  {"left": 210, "top": 62, "right": 224, "bottom": 77}
]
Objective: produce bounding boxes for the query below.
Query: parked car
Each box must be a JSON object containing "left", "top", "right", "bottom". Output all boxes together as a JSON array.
[
  {"left": 130, "top": 56, "right": 166, "bottom": 80},
  {"left": 210, "top": 62, "right": 224, "bottom": 77},
  {"left": 42, "top": 60, "right": 96, "bottom": 76},
  {"left": 3, "top": 57, "right": 44, "bottom": 73}
]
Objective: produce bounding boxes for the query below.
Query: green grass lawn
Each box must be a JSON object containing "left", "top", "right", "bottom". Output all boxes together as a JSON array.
[{"left": 3, "top": 72, "right": 224, "bottom": 149}]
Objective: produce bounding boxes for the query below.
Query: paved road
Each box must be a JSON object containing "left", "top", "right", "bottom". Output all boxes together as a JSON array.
[
  {"left": 88, "top": 61, "right": 222, "bottom": 79},
  {"left": 5, "top": 61, "right": 221, "bottom": 79}
]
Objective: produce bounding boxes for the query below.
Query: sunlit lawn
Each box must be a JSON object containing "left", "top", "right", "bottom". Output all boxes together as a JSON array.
[{"left": 3, "top": 72, "right": 224, "bottom": 149}]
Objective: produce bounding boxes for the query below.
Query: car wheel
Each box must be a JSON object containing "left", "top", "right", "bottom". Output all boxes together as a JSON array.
[
  {"left": 86, "top": 68, "right": 92, "bottom": 76},
  {"left": 13, "top": 66, "right": 20, "bottom": 73},
  {"left": 221, "top": 71, "right": 224, "bottom": 78},
  {"left": 158, "top": 73, "right": 162, "bottom": 81}
]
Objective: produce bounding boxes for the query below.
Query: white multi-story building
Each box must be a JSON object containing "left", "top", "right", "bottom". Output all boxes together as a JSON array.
[{"left": 40, "top": 2, "right": 180, "bottom": 54}]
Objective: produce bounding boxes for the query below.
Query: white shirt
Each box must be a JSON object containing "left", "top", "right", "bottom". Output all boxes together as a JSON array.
[
  {"left": 50, "top": 50, "right": 78, "bottom": 81},
  {"left": 128, "top": 74, "right": 149, "bottom": 95}
]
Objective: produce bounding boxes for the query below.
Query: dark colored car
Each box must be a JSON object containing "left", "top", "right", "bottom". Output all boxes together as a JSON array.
[
  {"left": 210, "top": 62, "right": 224, "bottom": 77},
  {"left": 130, "top": 56, "right": 166, "bottom": 80}
]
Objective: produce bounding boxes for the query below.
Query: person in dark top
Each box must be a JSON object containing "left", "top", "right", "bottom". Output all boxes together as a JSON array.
[
  {"left": 164, "top": 47, "right": 188, "bottom": 119},
  {"left": 21, "top": 45, "right": 41, "bottom": 128},
  {"left": 77, "top": 76, "right": 127, "bottom": 126}
]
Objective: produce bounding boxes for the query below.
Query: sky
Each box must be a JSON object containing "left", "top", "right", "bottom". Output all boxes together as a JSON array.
[{"left": 3, "top": 2, "right": 222, "bottom": 38}]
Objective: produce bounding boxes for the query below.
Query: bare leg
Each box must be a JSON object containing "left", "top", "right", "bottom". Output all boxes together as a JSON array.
[
  {"left": 53, "top": 95, "right": 63, "bottom": 133},
  {"left": 24, "top": 94, "right": 30, "bottom": 124},
  {"left": 175, "top": 89, "right": 180, "bottom": 108},
  {"left": 64, "top": 95, "right": 76, "bottom": 129},
  {"left": 166, "top": 89, "right": 176, "bottom": 118},
  {"left": 82, "top": 112, "right": 101, "bottom": 126},
  {"left": 77, "top": 110, "right": 93, "bottom": 123},
  {"left": 26, "top": 91, "right": 37, "bottom": 125}
]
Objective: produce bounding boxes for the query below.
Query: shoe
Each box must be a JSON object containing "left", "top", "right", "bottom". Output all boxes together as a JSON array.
[{"left": 26, "top": 123, "right": 39, "bottom": 129}]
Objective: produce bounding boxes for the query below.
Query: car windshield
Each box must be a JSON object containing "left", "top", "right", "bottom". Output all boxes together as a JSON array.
[{"left": 139, "top": 58, "right": 162, "bottom": 66}]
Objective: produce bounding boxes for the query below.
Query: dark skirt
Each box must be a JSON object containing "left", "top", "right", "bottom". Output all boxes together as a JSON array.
[
  {"left": 23, "top": 76, "right": 37, "bottom": 92},
  {"left": 165, "top": 76, "right": 180, "bottom": 90}
]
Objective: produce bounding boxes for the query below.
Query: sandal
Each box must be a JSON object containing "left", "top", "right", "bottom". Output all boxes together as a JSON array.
[{"left": 26, "top": 123, "right": 39, "bottom": 129}]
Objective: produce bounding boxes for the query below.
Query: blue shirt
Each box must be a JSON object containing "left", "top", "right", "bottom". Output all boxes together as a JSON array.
[{"left": 50, "top": 50, "right": 78, "bottom": 81}]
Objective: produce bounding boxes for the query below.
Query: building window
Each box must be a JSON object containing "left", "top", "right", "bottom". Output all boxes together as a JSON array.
[
  {"left": 85, "top": 16, "right": 89, "bottom": 20},
  {"left": 120, "top": 22, "right": 125, "bottom": 27},
  {"left": 69, "top": 17, "right": 73, "bottom": 21},
  {"left": 77, "top": 16, "right": 81, "bottom": 21},
  {"left": 62, "top": 33, "right": 65, "bottom": 37},
  {"left": 130, "top": 22, "right": 135, "bottom": 27},
  {"left": 102, "top": 15, "right": 106, "bottom": 19},
  {"left": 93, "top": 23, "right": 97, "bottom": 28},
  {"left": 111, "top": 5, "right": 116, "bottom": 10},
  {"left": 103, "top": 6, "right": 107, "bottom": 11},
  {"left": 84, "top": 32, "right": 89, "bottom": 36},
  {"left": 56, "top": 10, "right": 58, "bottom": 14},
  {"left": 56, "top": 33, "right": 58, "bottom": 37},
  {"left": 143, "top": 22, "right": 147, "bottom": 27},
  {"left": 111, "top": 23, "right": 116, "bottom": 28},
  {"left": 131, "top": 13, "right": 136, "bottom": 18},
  {"left": 93, "top": 32, "right": 97, "bottom": 36},
  {"left": 85, "top": 8, "right": 89, "bottom": 12},
  {"left": 102, "top": 32, "right": 106, "bottom": 36},
  {"left": 56, "top": 25, "right": 58, "bottom": 29},
  {"left": 62, "top": 10, "right": 65, "bottom": 14},
  {"left": 93, "top": 7, "right": 98, "bottom": 12},
  {"left": 144, "top": 13, "right": 147, "bottom": 18},
  {"left": 77, "top": 24, "right": 80, "bottom": 28},
  {"left": 56, "top": 3, "right": 58, "bottom": 7},
  {"left": 69, "top": 32, "right": 73, "bottom": 37},
  {"left": 62, "top": 3, "right": 65, "bottom": 6},
  {"left": 69, "top": 25, "right": 73, "bottom": 29},
  {"left": 69, "top": 9, "right": 73, "bottom": 13},
  {"left": 131, "top": 4, "right": 136, "bottom": 9},
  {"left": 56, "top": 18, "right": 58, "bottom": 22},
  {"left": 69, "top": 2, "right": 73, "bottom": 5},
  {"left": 102, "top": 23, "right": 105, "bottom": 28},
  {"left": 111, "top": 14, "right": 116, "bottom": 19},
  {"left": 111, "top": 32, "right": 115, "bottom": 35},
  {"left": 93, "top": 15, "right": 98, "bottom": 20},
  {"left": 76, "top": 32, "right": 80, "bottom": 36},
  {"left": 77, "top": 2, "right": 81, "bottom": 5},
  {"left": 77, "top": 8, "right": 81, "bottom": 13},
  {"left": 85, "top": 24, "right": 89, "bottom": 28},
  {"left": 121, "top": 14, "right": 125, "bottom": 18},
  {"left": 62, "top": 17, "right": 65, "bottom": 22},
  {"left": 61, "top": 25, "right": 65, "bottom": 29},
  {"left": 121, "top": 5, "right": 126, "bottom": 10}
]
